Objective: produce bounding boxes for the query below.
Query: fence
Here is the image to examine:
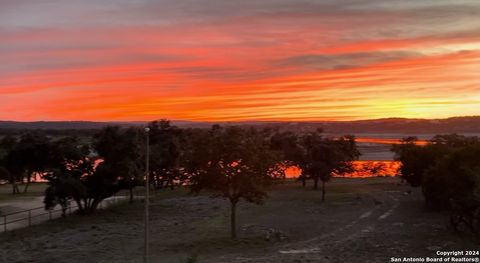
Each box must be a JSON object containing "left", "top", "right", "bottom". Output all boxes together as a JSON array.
[{"left": 0, "top": 190, "right": 143, "bottom": 233}]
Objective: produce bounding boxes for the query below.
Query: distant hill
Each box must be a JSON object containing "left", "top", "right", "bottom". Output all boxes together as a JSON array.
[
  {"left": 1, "top": 116, "right": 480, "bottom": 134},
  {"left": 0, "top": 121, "right": 139, "bottom": 130},
  {"left": 263, "top": 116, "right": 480, "bottom": 134},
  {"left": 0, "top": 120, "right": 211, "bottom": 130}
]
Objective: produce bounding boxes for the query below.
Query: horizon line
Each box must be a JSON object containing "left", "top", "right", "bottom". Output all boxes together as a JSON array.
[{"left": 2, "top": 115, "right": 480, "bottom": 124}]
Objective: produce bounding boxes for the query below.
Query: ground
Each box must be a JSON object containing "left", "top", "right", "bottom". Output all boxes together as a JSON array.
[
  {"left": 0, "top": 177, "right": 478, "bottom": 263},
  {"left": 0, "top": 183, "right": 46, "bottom": 204},
  {"left": 0, "top": 183, "right": 134, "bottom": 231}
]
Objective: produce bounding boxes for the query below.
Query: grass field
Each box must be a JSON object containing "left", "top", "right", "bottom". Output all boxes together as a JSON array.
[
  {"left": 0, "top": 178, "right": 477, "bottom": 263},
  {"left": 0, "top": 183, "right": 47, "bottom": 202}
]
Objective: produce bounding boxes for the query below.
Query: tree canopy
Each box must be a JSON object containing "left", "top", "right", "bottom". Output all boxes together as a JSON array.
[
  {"left": 392, "top": 134, "right": 480, "bottom": 234},
  {"left": 271, "top": 129, "right": 360, "bottom": 201},
  {"left": 188, "top": 126, "right": 280, "bottom": 238}
]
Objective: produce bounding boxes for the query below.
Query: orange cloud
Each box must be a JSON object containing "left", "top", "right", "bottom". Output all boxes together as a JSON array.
[{"left": 1, "top": 1, "right": 479, "bottom": 121}]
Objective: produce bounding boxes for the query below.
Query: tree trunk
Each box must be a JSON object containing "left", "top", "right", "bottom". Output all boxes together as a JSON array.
[
  {"left": 90, "top": 199, "right": 100, "bottom": 213},
  {"left": 154, "top": 174, "right": 160, "bottom": 189},
  {"left": 23, "top": 181, "right": 30, "bottom": 193},
  {"left": 83, "top": 198, "right": 99, "bottom": 214},
  {"left": 321, "top": 180, "right": 326, "bottom": 202},
  {"left": 75, "top": 199, "right": 85, "bottom": 214},
  {"left": 313, "top": 177, "right": 319, "bottom": 190},
  {"left": 301, "top": 176, "right": 306, "bottom": 188},
  {"left": 23, "top": 172, "right": 32, "bottom": 193},
  {"left": 11, "top": 180, "right": 20, "bottom": 194},
  {"left": 84, "top": 198, "right": 90, "bottom": 212},
  {"left": 230, "top": 201, "right": 237, "bottom": 239},
  {"left": 129, "top": 187, "right": 134, "bottom": 203}
]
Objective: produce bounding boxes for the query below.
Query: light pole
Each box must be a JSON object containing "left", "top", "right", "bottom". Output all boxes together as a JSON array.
[{"left": 144, "top": 127, "right": 150, "bottom": 263}]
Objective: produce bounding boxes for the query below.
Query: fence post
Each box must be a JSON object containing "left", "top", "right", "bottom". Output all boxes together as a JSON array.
[
  {"left": 3, "top": 216, "right": 6, "bottom": 232},
  {"left": 28, "top": 210, "right": 31, "bottom": 226}
]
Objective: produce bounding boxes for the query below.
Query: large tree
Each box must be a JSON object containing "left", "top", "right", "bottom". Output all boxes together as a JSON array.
[
  {"left": 4, "top": 133, "right": 61, "bottom": 193},
  {"left": 270, "top": 130, "right": 306, "bottom": 184},
  {"left": 147, "top": 120, "right": 185, "bottom": 190},
  {"left": 43, "top": 136, "right": 97, "bottom": 214},
  {"left": 392, "top": 135, "right": 480, "bottom": 205},
  {"left": 392, "top": 134, "right": 476, "bottom": 188},
  {"left": 0, "top": 135, "right": 20, "bottom": 193},
  {"left": 188, "top": 126, "right": 279, "bottom": 239},
  {"left": 94, "top": 126, "right": 144, "bottom": 203},
  {"left": 299, "top": 131, "right": 360, "bottom": 202},
  {"left": 44, "top": 127, "right": 143, "bottom": 214},
  {"left": 44, "top": 157, "right": 123, "bottom": 215},
  {"left": 391, "top": 134, "right": 480, "bottom": 234},
  {"left": 423, "top": 144, "right": 480, "bottom": 234},
  {"left": 392, "top": 136, "right": 447, "bottom": 187}
]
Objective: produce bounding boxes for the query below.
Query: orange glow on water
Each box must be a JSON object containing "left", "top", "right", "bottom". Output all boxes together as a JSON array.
[
  {"left": 284, "top": 166, "right": 302, "bottom": 178},
  {"left": 356, "top": 138, "right": 428, "bottom": 146},
  {"left": 339, "top": 161, "right": 400, "bottom": 178},
  {"left": 283, "top": 161, "right": 400, "bottom": 179}
]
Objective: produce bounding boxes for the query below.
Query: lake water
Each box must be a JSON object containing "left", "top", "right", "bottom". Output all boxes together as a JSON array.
[{"left": 286, "top": 133, "right": 456, "bottom": 178}]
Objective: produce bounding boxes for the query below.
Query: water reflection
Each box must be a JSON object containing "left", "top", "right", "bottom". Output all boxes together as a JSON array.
[{"left": 283, "top": 160, "right": 400, "bottom": 179}]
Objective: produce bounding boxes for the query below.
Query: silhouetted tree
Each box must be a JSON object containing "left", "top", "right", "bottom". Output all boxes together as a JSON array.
[
  {"left": 424, "top": 145, "right": 480, "bottom": 234},
  {"left": 391, "top": 134, "right": 480, "bottom": 234},
  {"left": 4, "top": 133, "right": 61, "bottom": 193},
  {"left": 43, "top": 136, "right": 95, "bottom": 214},
  {"left": 300, "top": 131, "right": 360, "bottom": 202},
  {"left": 392, "top": 137, "right": 444, "bottom": 187},
  {"left": 44, "top": 157, "right": 123, "bottom": 215},
  {"left": 271, "top": 131, "right": 306, "bottom": 184},
  {"left": 392, "top": 134, "right": 477, "bottom": 188},
  {"left": 147, "top": 120, "right": 184, "bottom": 190},
  {"left": 188, "top": 126, "right": 279, "bottom": 239},
  {"left": 0, "top": 135, "right": 20, "bottom": 193},
  {"left": 44, "top": 127, "right": 142, "bottom": 214},
  {"left": 94, "top": 126, "right": 144, "bottom": 203},
  {"left": 43, "top": 125, "right": 147, "bottom": 214}
]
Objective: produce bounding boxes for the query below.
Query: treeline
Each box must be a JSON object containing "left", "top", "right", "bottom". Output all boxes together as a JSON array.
[
  {"left": 0, "top": 128, "right": 101, "bottom": 137},
  {"left": 392, "top": 134, "right": 480, "bottom": 236},
  {"left": 0, "top": 120, "right": 359, "bottom": 238}
]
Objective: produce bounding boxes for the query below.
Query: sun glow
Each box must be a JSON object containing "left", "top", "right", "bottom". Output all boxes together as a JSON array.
[{"left": 1, "top": 1, "right": 479, "bottom": 121}]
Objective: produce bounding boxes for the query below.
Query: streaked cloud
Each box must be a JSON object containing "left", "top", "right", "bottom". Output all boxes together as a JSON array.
[{"left": 0, "top": 0, "right": 479, "bottom": 121}]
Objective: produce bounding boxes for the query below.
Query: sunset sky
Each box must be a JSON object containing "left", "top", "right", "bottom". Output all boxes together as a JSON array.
[{"left": 1, "top": 0, "right": 479, "bottom": 121}]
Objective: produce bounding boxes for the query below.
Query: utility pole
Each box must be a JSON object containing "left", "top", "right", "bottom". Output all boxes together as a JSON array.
[{"left": 144, "top": 127, "right": 150, "bottom": 263}]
